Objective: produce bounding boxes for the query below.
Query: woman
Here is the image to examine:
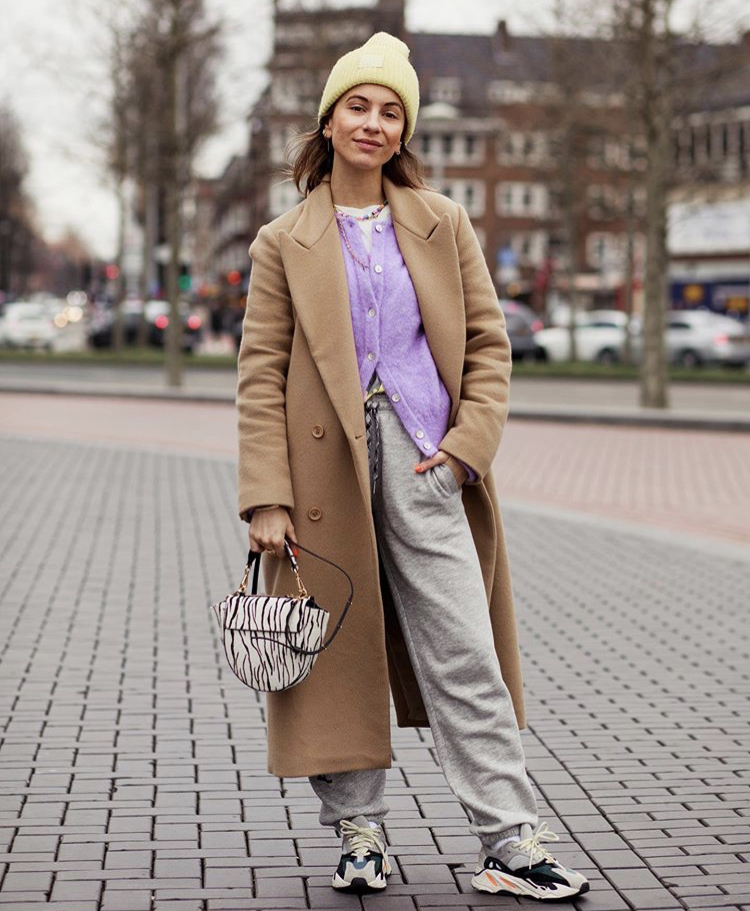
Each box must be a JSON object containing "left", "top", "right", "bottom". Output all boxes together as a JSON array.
[{"left": 236, "top": 31, "right": 589, "bottom": 902}]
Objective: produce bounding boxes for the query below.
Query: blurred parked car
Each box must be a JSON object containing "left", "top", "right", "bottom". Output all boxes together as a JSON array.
[
  {"left": 631, "top": 310, "right": 750, "bottom": 368},
  {"left": 145, "top": 300, "right": 203, "bottom": 352},
  {"left": 0, "top": 301, "right": 57, "bottom": 350},
  {"left": 0, "top": 299, "right": 88, "bottom": 353},
  {"left": 534, "top": 310, "right": 630, "bottom": 363},
  {"left": 88, "top": 299, "right": 203, "bottom": 352},
  {"left": 499, "top": 300, "right": 545, "bottom": 361}
]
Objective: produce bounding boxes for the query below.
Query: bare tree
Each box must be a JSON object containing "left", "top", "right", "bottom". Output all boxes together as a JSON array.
[
  {"left": 609, "top": 0, "right": 675, "bottom": 407},
  {"left": 107, "top": 14, "right": 133, "bottom": 351},
  {"left": 98, "top": 0, "right": 221, "bottom": 379},
  {"left": 129, "top": 0, "right": 221, "bottom": 385},
  {"left": 0, "top": 104, "right": 35, "bottom": 297},
  {"left": 537, "top": 0, "right": 637, "bottom": 359}
]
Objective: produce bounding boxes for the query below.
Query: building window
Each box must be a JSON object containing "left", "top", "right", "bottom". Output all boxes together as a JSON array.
[
  {"left": 430, "top": 77, "right": 461, "bottom": 104},
  {"left": 496, "top": 182, "right": 548, "bottom": 217},
  {"left": 508, "top": 230, "right": 548, "bottom": 266},
  {"left": 587, "top": 184, "right": 624, "bottom": 219},
  {"left": 499, "top": 131, "right": 549, "bottom": 165},
  {"left": 271, "top": 75, "right": 301, "bottom": 113},
  {"left": 465, "top": 134, "right": 476, "bottom": 156},
  {"left": 500, "top": 184, "right": 514, "bottom": 213},
  {"left": 441, "top": 180, "right": 485, "bottom": 217},
  {"left": 270, "top": 125, "right": 296, "bottom": 164},
  {"left": 586, "top": 232, "right": 624, "bottom": 270},
  {"left": 488, "top": 80, "right": 535, "bottom": 104},
  {"left": 442, "top": 134, "right": 454, "bottom": 157},
  {"left": 421, "top": 134, "right": 431, "bottom": 155},
  {"left": 269, "top": 179, "right": 303, "bottom": 218}
]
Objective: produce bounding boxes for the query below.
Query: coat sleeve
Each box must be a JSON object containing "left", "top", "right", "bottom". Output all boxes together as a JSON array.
[
  {"left": 438, "top": 203, "right": 512, "bottom": 485},
  {"left": 236, "top": 224, "right": 296, "bottom": 521}
]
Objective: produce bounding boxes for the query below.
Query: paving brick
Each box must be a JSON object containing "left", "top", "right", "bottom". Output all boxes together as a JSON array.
[
  {"left": 1, "top": 870, "right": 52, "bottom": 892},
  {"left": 616, "top": 888, "right": 684, "bottom": 909},
  {"left": 255, "top": 876, "right": 306, "bottom": 898},
  {"left": 101, "top": 890, "right": 153, "bottom": 911},
  {"left": 50, "top": 879, "right": 102, "bottom": 901},
  {"left": 400, "top": 863, "right": 456, "bottom": 885},
  {"left": 1, "top": 429, "right": 749, "bottom": 911}
]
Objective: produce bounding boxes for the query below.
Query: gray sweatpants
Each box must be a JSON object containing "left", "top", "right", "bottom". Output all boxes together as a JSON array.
[{"left": 308, "top": 394, "right": 539, "bottom": 849}]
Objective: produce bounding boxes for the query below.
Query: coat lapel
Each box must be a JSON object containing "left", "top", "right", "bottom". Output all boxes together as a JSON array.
[{"left": 277, "top": 173, "right": 466, "bottom": 446}]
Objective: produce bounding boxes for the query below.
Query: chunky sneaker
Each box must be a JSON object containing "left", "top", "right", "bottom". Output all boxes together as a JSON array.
[
  {"left": 331, "top": 815, "right": 392, "bottom": 891},
  {"left": 471, "top": 821, "right": 590, "bottom": 901}
]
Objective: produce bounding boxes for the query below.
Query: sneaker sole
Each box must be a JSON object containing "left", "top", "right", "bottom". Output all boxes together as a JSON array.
[
  {"left": 331, "top": 855, "right": 392, "bottom": 891},
  {"left": 472, "top": 868, "right": 590, "bottom": 901},
  {"left": 332, "top": 873, "right": 387, "bottom": 891}
]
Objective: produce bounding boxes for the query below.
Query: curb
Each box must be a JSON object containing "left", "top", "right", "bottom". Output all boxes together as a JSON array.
[{"left": 1, "top": 380, "right": 749, "bottom": 432}]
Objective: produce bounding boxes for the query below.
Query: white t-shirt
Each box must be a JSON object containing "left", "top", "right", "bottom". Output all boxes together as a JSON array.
[{"left": 333, "top": 202, "right": 390, "bottom": 254}]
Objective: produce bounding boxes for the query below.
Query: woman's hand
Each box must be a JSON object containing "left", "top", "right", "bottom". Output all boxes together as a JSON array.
[
  {"left": 415, "top": 451, "right": 468, "bottom": 487},
  {"left": 249, "top": 507, "right": 298, "bottom": 559}
]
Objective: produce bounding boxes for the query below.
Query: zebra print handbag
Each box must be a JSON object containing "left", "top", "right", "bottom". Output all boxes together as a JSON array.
[{"left": 210, "top": 538, "right": 354, "bottom": 692}]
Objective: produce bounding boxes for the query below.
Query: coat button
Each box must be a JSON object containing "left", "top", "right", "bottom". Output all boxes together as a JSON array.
[
  {"left": 308, "top": 507, "right": 322, "bottom": 521},
  {"left": 312, "top": 424, "right": 324, "bottom": 438},
  {"left": 416, "top": 430, "right": 425, "bottom": 439}
]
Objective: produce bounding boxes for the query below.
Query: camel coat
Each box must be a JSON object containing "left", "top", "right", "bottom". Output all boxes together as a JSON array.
[{"left": 236, "top": 173, "right": 525, "bottom": 778}]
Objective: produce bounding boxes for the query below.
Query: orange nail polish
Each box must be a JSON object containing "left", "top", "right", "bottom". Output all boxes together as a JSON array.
[{"left": 415, "top": 465, "right": 423, "bottom": 473}]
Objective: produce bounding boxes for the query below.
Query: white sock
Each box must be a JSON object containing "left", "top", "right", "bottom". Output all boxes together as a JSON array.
[{"left": 489, "top": 831, "right": 521, "bottom": 854}]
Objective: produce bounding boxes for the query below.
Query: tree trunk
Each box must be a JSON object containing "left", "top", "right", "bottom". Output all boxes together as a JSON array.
[
  {"left": 639, "top": 0, "right": 670, "bottom": 408},
  {"left": 561, "top": 123, "right": 580, "bottom": 360},
  {"left": 137, "top": 180, "right": 156, "bottom": 348},
  {"left": 112, "top": 175, "right": 127, "bottom": 351},
  {"left": 164, "top": 24, "right": 183, "bottom": 388},
  {"left": 622, "top": 180, "right": 636, "bottom": 366}
]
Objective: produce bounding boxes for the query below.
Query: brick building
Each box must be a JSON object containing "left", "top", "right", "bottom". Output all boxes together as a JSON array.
[{"left": 208, "top": 0, "right": 750, "bottom": 317}]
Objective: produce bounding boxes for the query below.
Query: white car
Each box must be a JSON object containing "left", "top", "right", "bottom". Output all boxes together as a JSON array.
[
  {"left": 0, "top": 300, "right": 86, "bottom": 352},
  {"left": 534, "top": 310, "right": 631, "bottom": 363},
  {"left": 631, "top": 310, "right": 750, "bottom": 368},
  {"left": 0, "top": 301, "right": 59, "bottom": 350}
]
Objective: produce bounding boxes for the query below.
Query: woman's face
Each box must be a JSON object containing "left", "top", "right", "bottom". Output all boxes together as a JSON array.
[{"left": 325, "top": 83, "right": 405, "bottom": 173}]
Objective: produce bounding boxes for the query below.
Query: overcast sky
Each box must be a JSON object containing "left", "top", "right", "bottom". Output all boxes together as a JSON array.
[{"left": 2, "top": 0, "right": 748, "bottom": 260}]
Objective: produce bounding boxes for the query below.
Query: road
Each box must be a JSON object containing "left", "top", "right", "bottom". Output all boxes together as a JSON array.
[{"left": 1, "top": 361, "right": 749, "bottom": 419}]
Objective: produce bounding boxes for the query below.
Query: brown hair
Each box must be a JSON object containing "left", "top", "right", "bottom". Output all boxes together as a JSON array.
[{"left": 283, "top": 101, "right": 432, "bottom": 197}]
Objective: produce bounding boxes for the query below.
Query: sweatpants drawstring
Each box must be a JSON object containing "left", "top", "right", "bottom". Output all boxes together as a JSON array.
[{"left": 364, "top": 395, "right": 384, "bottom": 498}]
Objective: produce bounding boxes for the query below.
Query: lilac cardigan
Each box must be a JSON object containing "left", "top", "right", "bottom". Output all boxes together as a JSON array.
[
  {"left": 336, "top": 209, "right": 478, "bottom": 482},
  {"left": 243, "top": 206, "right": 477, "bottom": 520}
]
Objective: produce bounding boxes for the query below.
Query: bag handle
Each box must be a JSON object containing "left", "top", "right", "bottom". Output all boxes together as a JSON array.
[{"left": 240, "top": 538, "right": 354, "bottom": 655}]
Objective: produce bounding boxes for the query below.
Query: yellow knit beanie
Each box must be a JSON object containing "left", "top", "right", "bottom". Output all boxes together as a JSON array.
[{"left": 318, "top": 31, "right": 420, "bottom": 145}]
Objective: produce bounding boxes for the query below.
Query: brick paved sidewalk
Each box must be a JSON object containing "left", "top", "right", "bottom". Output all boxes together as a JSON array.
[
  {"left": 2, "top": 392, "right": 749, "bottom": 546},
  {"left": 0, "top": 436, "right": 748, "bottom": 911}
]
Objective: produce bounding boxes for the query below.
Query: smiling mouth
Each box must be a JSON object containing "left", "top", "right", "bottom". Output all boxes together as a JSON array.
[{"left": 355, "top": 139, "right": 382, "bottom": 148}]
